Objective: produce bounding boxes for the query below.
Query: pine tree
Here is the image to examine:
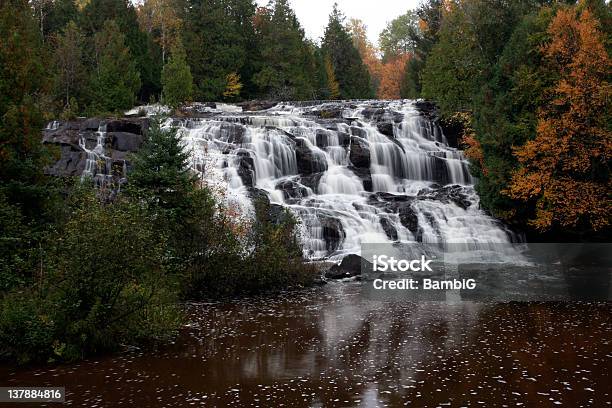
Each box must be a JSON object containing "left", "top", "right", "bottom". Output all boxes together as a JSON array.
[
  {"left": 79, "top": 0, "right": 159, "bottom": 101},
  {"left": 181, "top": 0, "right": 256, "bottom": 101},
  {"left": 252, "top": 0, "right": 316, "bottom": 100},
  {"left": 162, "top": 44, "right": 193, "bottom": 108},
  {"left": 322, "top": 4, "right": 373, "bottom": 99},
  {"left": 0, "top": 0, "right": 51, "bottom": 217},
  {"left": 53, "top": 21, "right": 86, "bottom": 109},
  {"left": 90, "top": 20, "right": 141, "bottom": 113}
]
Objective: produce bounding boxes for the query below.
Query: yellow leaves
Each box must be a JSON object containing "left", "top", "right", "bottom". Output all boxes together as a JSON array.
[
  {"left": 505, "top": 5, "right": 611, "bottom": 232},
  {"left": 325, "top": 57, "right": 340, "bottom": 99},
  {"left": 223, "top": 72, "right": 242, "bottom": 99}
]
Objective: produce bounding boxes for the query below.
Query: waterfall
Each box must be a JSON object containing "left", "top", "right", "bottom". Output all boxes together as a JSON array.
[{"left": 174, "top": 100, "right": 518, "bottom": 260}]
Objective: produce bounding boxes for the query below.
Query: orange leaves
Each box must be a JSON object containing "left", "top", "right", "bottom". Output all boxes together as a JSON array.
[
  {"left": 506, "top": 6, "right": 611, "bottom": 232},
  {"left": 377, "top": 54, "right": 410, "bottom": 100}
]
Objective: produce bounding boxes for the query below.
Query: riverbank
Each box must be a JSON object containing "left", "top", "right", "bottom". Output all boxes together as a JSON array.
[{"left": 2, "top": 283, "right": 610, "bottom": 407}]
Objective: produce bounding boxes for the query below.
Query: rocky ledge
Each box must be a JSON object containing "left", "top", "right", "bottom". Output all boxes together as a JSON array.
[{"left": 43, "top": 117, "right": 149, "bottom": 180}]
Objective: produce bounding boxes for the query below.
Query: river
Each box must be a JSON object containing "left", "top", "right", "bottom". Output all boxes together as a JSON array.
[{"left": 2, "top": 282, "right": 610, "bottom": 407}]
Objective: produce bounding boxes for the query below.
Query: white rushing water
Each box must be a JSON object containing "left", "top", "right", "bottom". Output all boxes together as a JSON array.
[{"left": 174, "top": 100, "right": 518, "bottom": 260}]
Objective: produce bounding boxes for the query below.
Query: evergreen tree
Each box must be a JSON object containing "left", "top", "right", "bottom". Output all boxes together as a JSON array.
[
  {"left": 253, "top": 0, "right": 316, "bottom": 100},
  {"left": 181, "top": 0, "right": 257, "bottom": 101},
  {"left": 90, "top": 20, "right": 141, "bottom": 113},
  {"left": 128, "top": 120, "right": 196, "bottom": 214},
  {"left": 53, "top": 21, "right": 86, "bottom": 110},
  {"left": 162, "top": 44, "right": 194, "bottom": 108},
  {"left": 0, "top": 0, "right": 51, "bottom": 216},
  {"left": 322, "top": 4, "right": 373, "bottom": 99},
  {"left": 79, "top": 0, "right": 159, "bottom": 101}
]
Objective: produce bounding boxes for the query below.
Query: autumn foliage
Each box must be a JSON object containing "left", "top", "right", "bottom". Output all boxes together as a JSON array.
[
  {"left": 378, "top": 54, "right": 410, "bottom": 99},
  {"left": 506, "top": 8, "right": 611, "bottom": 232}
]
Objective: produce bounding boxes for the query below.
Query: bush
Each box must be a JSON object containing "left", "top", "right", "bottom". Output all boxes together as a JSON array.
[{"left": 0, "top": 185, "right": 180, "bottom": 364}]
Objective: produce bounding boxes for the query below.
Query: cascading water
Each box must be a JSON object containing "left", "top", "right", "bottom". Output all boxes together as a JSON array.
[
  {"left": 78, "top": 122, "right": 121, "bottom": 188},
  {"left": 176, "top": 100, "right": 518, "bottom": 260}
]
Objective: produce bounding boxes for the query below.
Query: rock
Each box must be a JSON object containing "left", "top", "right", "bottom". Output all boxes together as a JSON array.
[
  {"left": 319, "top": 216, "right": 345, "bottom": 253},
  {"left": 349, "top": 136, "right": 370, "bottom": 168},
  {"left": 109, "top": 132, "right": 143, "bottom": 152},
  {"left": 237, "top": 100, "right": 277, "bottom": 112},
  {"left": 247, "top": 188, "right": 270, "bottom": 207},
  {"left": 106, "top": 118, "right": 148, "bottom": 135},
  {"left": 268, "top": 203, "right": 292, "bottom": 225},
  {"left": 80, "top": 118, "right": 102, "bottom": 131},
  {"left": 377, "top": 122, "right": 395, "bottom": 137},
  {"left": 220, "top": 122, "right": 246, "bottom": 144},
  {"left": 300, "top": 172, "right": 324, "bottom": 192},
  {"left": 237, "top": 155, "right": 255, "bottom": 187},
  {"left": 380, "top": 217, "right": 398, "bottom": 241},
  {"left": 295, "top": 139, "right": 328, "bottom": 175},
  {"left": 325, "top": 254, "right": 372, "bottom": 279},
  {"left": 276, "top": 179, "right": 310, "bottom": 200},
  {"left": 398, "top": 205, "right": 419, "bottom": 235},
  {"left": 315, "top": 129, "right": 349, "bottom": 148},
  {"left": 348, "top": 166, "right": 372, "bottom": 192}
]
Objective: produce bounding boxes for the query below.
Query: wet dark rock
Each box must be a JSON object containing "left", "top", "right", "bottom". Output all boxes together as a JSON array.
[
  {"left": 109, "top": 132, "right": 143, "bottom": 152},
  {"left": 348, "top": 166, "right": 372, "bottom": 192},
  {"left": 300, "top": 173, "right": 324, "bottom": 192},
  {"left": 380, "top": 217, "right": 398, "bottom": 241},
  {"left": 309, "top": 104, "right": 344, "bottom": 119},
  {"left": 276, "top": 179, "right": 310, "bottom": 200},
  {"left": 247, "top": 187, "right": 270, "bottom": 207},
  {"left": 268, "top": 203, "right": 292, "bottom": 225},
  {"left": 45, "top": 145, "right": 86, "bottom": 177},
  {"left": 237, "top": 155, "right": 255, "bottom": 187},
  {"left": 295, "top": 139, "right": 328, "bottom": 175},
  {"left": 349, "top": 137, "right": 370, "bottom": 168},
  {"left": 320, "top": 216, "right": 345, "bottom": 253},
  {"left": 106, "top": 118, "right": 148, "bottom": 135},
  {"left": 377, "top": 122, "right": 395, "bottom": 137},
  {"left": 418, "top": 184, "right": 472, "bottom": 210},
  {"left": 237, "top": 100, "right": 277, "bottom": 112},
  {"left": 220, "top": 123, "right": 246, "bottom": 145},
  {"left": 325, "top": 254, "right": 372, "bottom": 279}
]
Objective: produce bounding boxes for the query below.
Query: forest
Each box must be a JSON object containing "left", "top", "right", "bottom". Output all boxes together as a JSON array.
[{"left": 0, "top": 0, "right": 610, "bottom": 364}]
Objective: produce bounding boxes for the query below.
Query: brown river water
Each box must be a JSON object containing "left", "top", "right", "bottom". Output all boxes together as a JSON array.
[{"left": 1, "top": 283, "right": 611, "bottom": 407}]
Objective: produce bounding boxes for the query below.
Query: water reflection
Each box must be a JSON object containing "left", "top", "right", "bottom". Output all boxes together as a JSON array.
[{"left": 1, "top": 283, "right": 611, "bottom": 407}]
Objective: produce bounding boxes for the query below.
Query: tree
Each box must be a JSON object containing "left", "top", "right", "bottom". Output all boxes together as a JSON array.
[
  {"left": 322, "top": 4, "right": 373, "bottom": 99},
  {"left": 181, "top": 0, "right": 257, "bottom": 100},
  {"left": 506, "top": 7, "right": 611, "bottom": 233},
  {"left": 325, "top": 55, "right": 340, "bottom": 99},
  {"left": 252, "top": 0, "right": 316, "bottom": 100},
  {"left": 89, "top": 20, "right": 141, "bottom": 113},
  {"left": 0, "top": 0, "right": 52, "bottom": 218},
  {"left": 79, "top": 0, "right": 159, "bottom": 101},
  {"left": 137, "top": 0, "right": 182, "bottom": 64},
  {"left": 53, "top": 21, "right": 86, "bottom": 109},
  {"left": 224, "top": 72, "right": 243, "bottom": 100},
  {"left": 347, "top": 18, "right": 382, "bottom": 93},
  {"left": 161, "top": 44, "right": 193, "bottom": 107},
  {"left": 378, "top": 54, "right": 410, "bottom": 99},
  {"left": 378, "top": 11, "right": 419, "bottom": 62},
  {"left": 128, "top": 119, "right": 196, "bottom": 215}
]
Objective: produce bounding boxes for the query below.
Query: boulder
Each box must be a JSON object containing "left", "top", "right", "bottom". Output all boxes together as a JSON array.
[
  {"left": 220, "top": 122, "right": 246, "bottom": 144},
  {"left": 237, "top": 155, "right": 255, "bottom": 187},
  {"left": 349, "top": 137, "right": 370, "bottom": 168},
  {"left": 377, "top": 122, "right": 395, "bottom": 137},
  {"left": 295, "top": 139, "right": 328, "bottom": 175},
  {"left": 106, "top": 118, "right": 148, "bottom": 135},
  {"left": 325, "top": 254, "right": 372, "bottom": 279},
  {"left": 109, "top": 132, "right": 143, "bottom": 152},
  {"left": 276, "top": 179, "right": 310, "bottom": 200},
  {"left": 380, "top": 217, "right": 398, "bottom": 241}
]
